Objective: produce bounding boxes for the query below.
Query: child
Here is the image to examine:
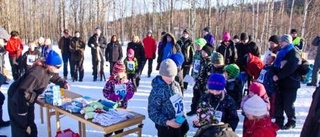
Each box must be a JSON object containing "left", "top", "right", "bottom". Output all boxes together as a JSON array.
[
  {"left": 187, "top": 44, "right": 214, "bottom": 116},
  {"left": 243, "top": 95, "right": 279, "bottom": 137},
  {"left": 148, "top": 59, "right": 189, "bottom": 137},
  {"left": 224, "top": 64, "right": 242, "bottom": 109},
  {"left": 169, "top": 52, "right": 185, "bottom": 93},
  {"left": 257, "top": 53, "right": 276, "bottom": 116},
  {"left": 193, "top": 73, "right": 239, "bottom": 131},
  {"left": 20, "top": 41, "right": 41, "bottom": 75},
  {"left": 191, "top": 38, "right": 206, "bottom": 80},
  {"left": 124, "top": 49, "right": 139, "bottom": 88},
  {"left": 241, "top": 82, "right": 271, "bottom": 134},
  {"left": 102, "top": 61, "right": 135, "bottom": 136},
  {"left": 211, "top": 51, "right": 225, "bottom": 74}
]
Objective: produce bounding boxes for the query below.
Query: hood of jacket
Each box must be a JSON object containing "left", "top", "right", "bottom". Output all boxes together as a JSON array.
[{"left": 162, "top": 33, "right": 177, "bottom": 45}]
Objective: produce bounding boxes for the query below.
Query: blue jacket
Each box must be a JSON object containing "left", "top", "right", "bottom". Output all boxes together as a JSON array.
[
  {"left": 260, "top": 65, "right": 276, "bottom": 96},
  {"left": 148, "top": 76, "right": 184, "bottom": 126}
]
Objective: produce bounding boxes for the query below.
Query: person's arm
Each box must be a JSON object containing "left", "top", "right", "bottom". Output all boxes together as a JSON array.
[
  {"left": 58, "top": 37, "right": 63, "bottom": 50},
  {"left": 105, "top": 43, "right": 110, "bottom": 61},
  {"left": 276, "top": 51, "right": 300, "bottom": 80},
  {"left": 299, "top": 39, "right": 304, "bottom": 50},
  {"left": 102, "top": 81, "right": 121, "bottom": 102},
  {"left": 118, "top": 44, "right": 123, "bottom": 61},
  {"left": 124, "top": 81, "right": 135, "bottom": 100},
  {"left": 49, "top": 73, "right": 69, "bottom": 89},
  {"left": 148, "top": 88, "right": 168, "bottom": 126}
]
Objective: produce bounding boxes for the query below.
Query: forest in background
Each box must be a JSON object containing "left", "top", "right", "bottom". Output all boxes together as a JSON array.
[{"left": 0, "top": 0, "right": 319, "bottom": 57}]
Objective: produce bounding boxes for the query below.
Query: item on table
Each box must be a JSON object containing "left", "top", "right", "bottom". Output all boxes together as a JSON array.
[
  {"left": 99, "top": 99, "right": 118, "bottom": 109},
  {"left": 84, "top": 112, "right": 96, "bottom": 120}
]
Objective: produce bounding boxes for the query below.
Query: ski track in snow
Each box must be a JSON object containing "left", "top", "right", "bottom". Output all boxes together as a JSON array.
[{"left": 0, "top": 45, "right": 314, "bottom": 137}]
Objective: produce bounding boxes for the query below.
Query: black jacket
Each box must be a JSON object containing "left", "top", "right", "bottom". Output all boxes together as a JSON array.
[
  {"left": 88, "top": 34, "right": 107, "bottom": 62},
  {"left": 275, "top": 48, "right": 301, "bottom": 89},
  {"left": 127, "top": 41, "right": 146, "bottom": 62},
  {"left": 105, "top": 41, "right": 123, "bottom": 62},
  {"left": 217, "top": 41, "right": 237, "bottom": 65},
  {"left": 177, "top": 37, "right": 194, "bottom": 66},
  {"left": 70, "top": 37, "right": 86, "bottom": 61}
]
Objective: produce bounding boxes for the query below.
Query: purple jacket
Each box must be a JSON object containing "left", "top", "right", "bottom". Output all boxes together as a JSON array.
[
  {"left": 204, "top": 33, "right": 215, "bottom": 47},
  {"left": 102, "top": 77, "right": 135, "bottom": 109}
]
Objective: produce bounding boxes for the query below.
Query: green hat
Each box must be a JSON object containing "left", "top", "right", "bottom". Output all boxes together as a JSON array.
[
  {"left": 211, "top": 52, "right": 224, "bottom": 66},
  {"left": 195, "top": 38, "right": 207, "bottom": 48},
  {"left": 224, "top": 64, "right": 240, "bottom": 79}
]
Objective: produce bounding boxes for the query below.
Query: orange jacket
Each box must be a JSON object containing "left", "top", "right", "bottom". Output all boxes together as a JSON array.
[{"left": 5, "top": 37, "right": 23, "bottom": 57}]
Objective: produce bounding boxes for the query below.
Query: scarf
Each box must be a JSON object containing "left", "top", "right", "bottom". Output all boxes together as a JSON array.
[{"left": 274, "top": 44, "right": 294, "bottom": 68}]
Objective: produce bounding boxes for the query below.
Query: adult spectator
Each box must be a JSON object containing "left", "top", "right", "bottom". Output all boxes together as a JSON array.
[
  {"left": 203, "top": 26, "right": 215, "bottom": 48},
  {"left": 58, "top": 29, "right": 72, "bottom": 80},
  {"left": 217, "top": 31, "right": 237, "bottom": 65},
  {"left": 290, "top": 29, "right": 304, "bottom": 50},
  {"left": 127, "top": 35, "right": 145, "bottom": 85},
  {"left": 156, "top": 33, "right": 181, "bottom": 70},
  {"left": 142, "top": 30, "right": 157, "bottom": 77},
  {"left": 263, "top": 35, "right": 281, "bottom": 64},
  {"left": 307, "top": 35, "right": 320, "bottom": 86},
  {"left": 177, "top": 29, "right": 193, "bottom": 89},
  {"left": 88, "top": 28, "right": 108, "bottom": 81},
  {"left": 5, "top": 31, "right": 23, "bottom": 80},
  {"left": 233, "top": 35, "right": 240, "bottom": 45},
  {"left": 273, "top": 34, "right": 301, "bottom": 130},
  {"left": 70, "top": 31, "right": 86, "bottom": 82},
  {"left": 105, "top": 35, "right": 123, "bottom": 75}
]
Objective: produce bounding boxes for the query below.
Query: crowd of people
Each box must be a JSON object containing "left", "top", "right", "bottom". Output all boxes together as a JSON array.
[{"left": 0, "top": 25, "right": 318, "bottom": 137}]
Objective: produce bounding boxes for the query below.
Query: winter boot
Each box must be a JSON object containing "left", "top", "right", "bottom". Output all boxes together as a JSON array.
[{"left": 0, "top": 109, "right": 10, "bottom": 128}]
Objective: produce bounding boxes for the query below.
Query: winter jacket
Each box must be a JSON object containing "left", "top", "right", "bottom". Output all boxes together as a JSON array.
[
  {"left": 292, "top": 36, "right": 304, "bottom": 50},
  {"left": 274, "top": 45, "right": 301, "bottom": 89},
  {"left": 70, "top": 37, "right": 85, "bottom": 61},
  {"left": 88, "top": 34, "right": 108, "bottom": 62},
  {"left": 247, "top": 41, "right": 260, "bottom": 57},
  {"left": 203, "top": 33, "right": 215, "bottom": 47},
  {"left": 5, "top": 37, "right": 23, "bottom": 57},
  {"left": 226, "top": 78, "right": 243, "bottom": 108},
  {"left": 105, "top": 41, "right": 123, "bottom": 62},
  {"left": 127, "top": 41, "right": 146, "bottom": 62},
  {"left": 191, "top": 50, "right": 202, "bottom": 79},
  {"left": 148, "top": 76, "right": 184, "bottom": 126},
  {"left": 58, "top": 36, "right": 72, "bottom": 54},
  {"left": 102, "top": 76, "right": 135, "bottom": 109},
  {"left": 243, "top": 117, "right": 279, "bottom": 137},
  {"left": 257, "top": 65, "right": 276, "bottom": 96},
  {"left": 157, "top": 33, "right": 181, "bottom": 69},
  {"left": 8, "top": 65, "right": 68, "bottom": 116},
  {"left": 142, "top": 36, "right": 157, "bottom": 59},
  {"left": 124, "top": 57, "right": 138, "bottom": 74},
  {"left": 300, "top": 86, "right": 320, "bottom": 137},
  {"left": 196, "top": 92, "right": 239, "bottom": 131},
  {"left": 194, "top": 56, "right": 213, "bottom": 91},
  {"left": 20, "top": 49, "right": 41, "bottom": 71},
  {"left": 217, "top": 41, "right": 237, "bottom": 65},
  {"left": 236, "top": 42, "right": 260, "bottom": 71},
  {"left": 177, "top": 37, "right": 194, "bottom": 66}
]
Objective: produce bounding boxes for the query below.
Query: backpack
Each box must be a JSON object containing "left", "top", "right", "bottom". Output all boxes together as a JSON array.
[
  {"left": 194, "top": 123, "right": 238, "bottom": 137},
  {"left": 244, "top": 53, "right": 264, "bottom": 79},
  {"left": 294, "top": 47, "right": 311, "bottom": 76}
]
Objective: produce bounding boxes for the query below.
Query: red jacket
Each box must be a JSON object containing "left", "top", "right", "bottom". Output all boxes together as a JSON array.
[
  {"left": 243, "top": 117, "right": 279, "bottom": 137},
  {"left": 142, "top": 36, "right": 157, "bottom": 59},
  {"left": 5, "top": 37, "right": 23, "bottom": 57}
]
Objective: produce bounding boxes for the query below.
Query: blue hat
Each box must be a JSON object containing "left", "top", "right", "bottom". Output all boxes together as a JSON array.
[
  {"left": 207, "top": 73, "right": 226, "bottom": 90},
  {"left": 169, "top": 52, "right": 184, "bottom": 67},
  {"left": 46, "top": 50, "right": 62, "bottom": 66}
]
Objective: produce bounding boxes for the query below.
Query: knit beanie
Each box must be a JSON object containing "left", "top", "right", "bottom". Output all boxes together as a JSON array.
[
  {"left": 112, "top": 61, "right": 126, "bottom": 75},
  {"left": 222, "top": 32, "right": 231, "bottom": 42},
  {"left": 127, "top": 48, "right": 135, "bottom": 59},
  {"left": 240, "top": 33, "right": 248, "bottom": 41},
  {"left": 224, "top": 64, "right": 240, "bottom": 79},
  {"left": 243, "top": 95, "right": 268, "bottom": 117},
  {"left": 183, "top": 29, "right": 190, "bottom": 34},
  {"left": 233, "top": 35, "right": 239, "bottom": 40},
  {"left": 46, "top": 50, "right": 62, "bottom": 66},
  {"left": 195, "top": 38, "right": 207, "bottom": 49},
  {"left": 268, "top": 35, "right": 280, "bottom": 44},
  {"left": 202, "top": 45, "right": 214, "bottom": 55},
  {"left": 290, "top": 29, "right": 297, "bottom": 34},
  {"left": 212, "top": 52, "right": 224, "bottom": 65},
  {"left": 203, "top": 26, "right": 210, "bottom": 32},
  {"left": 249, "top": 82, "right": 267, "bottom": 97},
  {"left": 280, "top": 34, "right": 292, "bottom": 44},
  {"left": 207, "top": 73, "right": 226, "bottom": 90},
  {"left": 169, "top": 52, "right": 185, "bottom": 67},
  {"left": 159, "top": 59, "right": 177, "bottom": 77}
]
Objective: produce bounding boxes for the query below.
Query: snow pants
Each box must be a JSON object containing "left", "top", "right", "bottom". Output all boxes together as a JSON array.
[{"left": 274, "top": 88, "right": 298, "bottom": 126}]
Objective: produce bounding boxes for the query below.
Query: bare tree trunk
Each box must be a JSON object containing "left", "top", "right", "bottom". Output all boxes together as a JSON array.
[
  {"left": 190, "top": 0, "right": 196, "bottom": 41},
  {"left": 168, "top": 0, "right": 174, "bottom": 32},
  {"left": 120, "top": 0, "right": 125, "bottom": 44},
  {"left": 207, "top": 0, "right": 211, "bottom": 27},
  {"left": 288, "top": 0, "right": 295, "bottom": 33},
  {"left": 152, "top": 0, "right": 157, "bottom": 33},
  {"left": 268, "top": 0, "right": 274, "bottom": 36},
  {"left": 279, "top": 0, "right": 285, "bottom": 34},
  {"left": 301, "top": 0, "right": 313, "bottom": 51}
]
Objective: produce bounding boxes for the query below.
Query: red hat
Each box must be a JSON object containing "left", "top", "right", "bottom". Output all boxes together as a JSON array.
[
  {"left": 112, "top": 61, "right": 126, "bottom": 75},
  {"left": 249, "top": 82, "right": 267, "bottom": 97}
]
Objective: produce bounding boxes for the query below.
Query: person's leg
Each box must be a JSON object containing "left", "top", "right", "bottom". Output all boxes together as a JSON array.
[
  {"left": 72, "top": 60, "right": 78, "bottom": 81},
  {"left": 79, "top": 59, "right": 84, "bottom": 81},
  {"left": 182, "top": 67, "right": 190, "bottom": 89},
  {"left": 274, "top": 88, "right": 285, "bottom": 127},
  {"left": 109, "top": 62, "right": 115, "bottom": 75},
  {"left": 0, "top": 92, "right": 9, "bottom": 127},
  {"left": 92, "top": 60, "right": 98, "bottom": 81},
  {"left": 67, "top": 54, "right": 73, "bottom": 79},
  {"left": 139, "top": 60, "right": 146, "bottom": 76},
  {"left": 282, "top": 88, "right": 298, "bottom": 129},
  {"left": 187, "top": 83, "right": 201, "bottom": 115},
  {"left": 155, "top": 124, "right": 175, "bottom": 137},
  {"left": 148, "top": 59, "right": 153, "bottom": 77},
  {"left": 8, "top": 99, "right": 28, "bottom": 137},
  {"left": 27, "top": 105, "right": 37, "bottom": 137},
  {"left": 310, "top": 58, "right": 320, "bottom": 85},
  {"left": 62, "top": 54, "right": 69, "bottom": 78},
  {"left": 100, "top": 60, "right": 105, "bottom": 81}
]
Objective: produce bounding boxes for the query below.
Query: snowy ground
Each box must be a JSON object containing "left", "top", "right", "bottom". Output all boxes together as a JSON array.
[{"left": 0, "top": 45, "right": 315, "bottom": 137}]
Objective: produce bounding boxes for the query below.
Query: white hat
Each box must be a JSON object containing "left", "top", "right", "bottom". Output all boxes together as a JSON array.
[{"left": 243, "top": 95, "right": 268, "bottom": 117}]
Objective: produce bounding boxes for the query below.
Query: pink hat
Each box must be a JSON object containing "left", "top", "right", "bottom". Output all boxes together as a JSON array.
[
  {"left": 222, "top": 32, "right": 231, "bottom": 42},
  {"left": 127, "top": 48, "right": 134, "bottom": 59},
  {"left": 249, "top": 82, "right": 267, "bottom": 97}
]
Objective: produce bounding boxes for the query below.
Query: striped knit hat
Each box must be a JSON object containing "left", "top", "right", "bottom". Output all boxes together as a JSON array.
[
  {"left": 212, "top": 52, "right": 224, "bottom": 65},
  {"left": 224, "top": 64, "right": 240, "bottom": 79},
  {"left": 113, "top": 61, "right": 126, "bottom": 75}
]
